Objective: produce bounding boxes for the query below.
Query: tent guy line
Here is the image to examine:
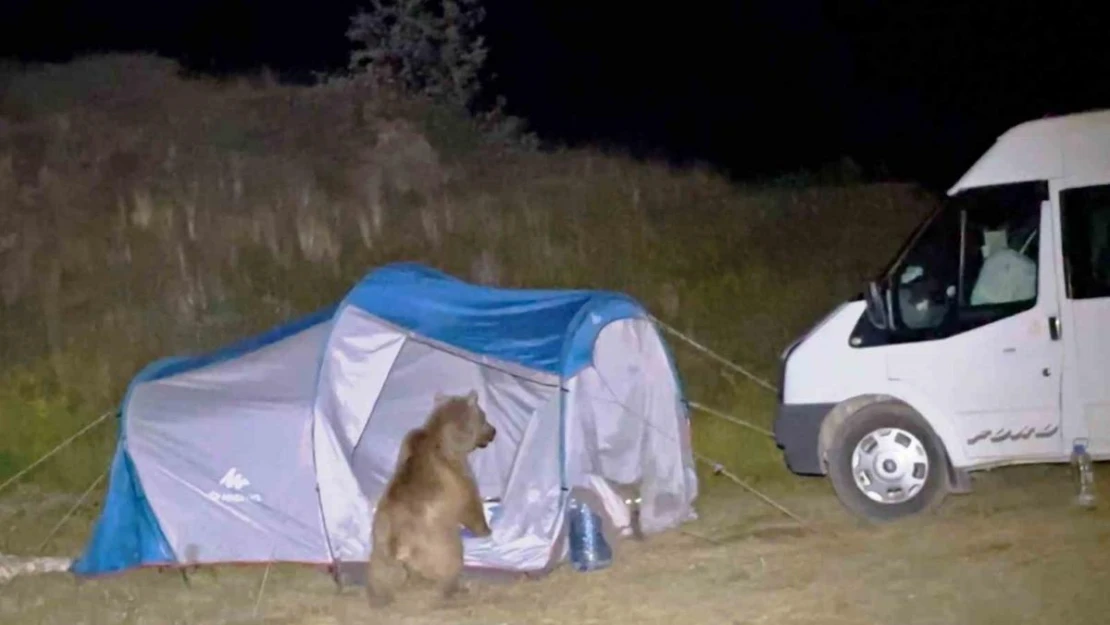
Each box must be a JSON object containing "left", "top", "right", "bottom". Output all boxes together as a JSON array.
[
  {"left": 582, "top": 377, "right": 808, "bottom": 528},
  {"left": 687, "top": 401, "right": 773, "bottom": 438},
  {"left": 649, "top": 315, "right": 779, "bottom": 394},
  {"left": 2, "top": 381, "right": 805, "bottom": 568},
  {"left": 0, "top": 314, "right": 777, "bottom": 505},
  {"left": 0, "top": 388, "right": 808, "bottom": 565},
  {"left": 0, "top": 334, "right": 785, "bottom": 527},
  {"left": 0, "top": 409, "right": 113, "bottom": 497},
  {"left": 693, "top": 453, "right": 808, "bottom": 527},
  {"left": 36, "top": 470, "right": 107, "bottom": 554}
]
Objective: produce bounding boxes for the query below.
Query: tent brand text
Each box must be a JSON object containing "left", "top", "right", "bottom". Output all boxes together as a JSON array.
[{"left": 206, "top": 468, "right": 263, "bottom": 503}]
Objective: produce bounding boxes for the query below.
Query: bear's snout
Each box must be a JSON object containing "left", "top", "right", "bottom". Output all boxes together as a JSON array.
[{"left": 477, "top": 424, "right": 497, "bottom": 448}]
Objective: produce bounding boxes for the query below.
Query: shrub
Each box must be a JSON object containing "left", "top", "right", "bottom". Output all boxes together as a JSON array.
[{"left": 346, "top": 0, "right": 488, "bottom": 113}]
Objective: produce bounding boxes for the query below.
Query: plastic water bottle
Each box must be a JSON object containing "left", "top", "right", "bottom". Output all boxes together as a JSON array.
[
  {"left": 624, "top": 493, "right": 644, "bottom": 541},
  {"left": 1071, "top": 440, "right": 1096, "bottom": 509},
  {"left": 567, "top": 494, "right": 613, "bottom": 572}
]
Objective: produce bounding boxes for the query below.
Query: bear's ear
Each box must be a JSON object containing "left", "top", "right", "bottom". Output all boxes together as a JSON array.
[
  {"left": 466, "top": 389, "right": 478, "bottom": 406},
  {"left": 433, "top": 391, "right": 448, "bottom": 406}
]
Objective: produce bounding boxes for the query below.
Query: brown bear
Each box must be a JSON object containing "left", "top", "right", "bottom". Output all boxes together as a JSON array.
[{"left": 366, "top": 389, "right": 497, "bottom": 607}]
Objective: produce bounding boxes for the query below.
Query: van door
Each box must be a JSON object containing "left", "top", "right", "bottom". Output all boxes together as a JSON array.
[
  {"left": 884, "top": 183, "right": 1064, "bottom": 463},
  {"left": 1056, "top": 180, "right": 1110, "bottom": 457}
]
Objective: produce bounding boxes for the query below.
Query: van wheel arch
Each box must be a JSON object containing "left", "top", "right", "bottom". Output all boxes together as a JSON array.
[
  {"left": 816, "top": 394, "right": 895, "bottom": 473},
  {"left": 817, "top": 396, "right": 968, "bottom": 503}
]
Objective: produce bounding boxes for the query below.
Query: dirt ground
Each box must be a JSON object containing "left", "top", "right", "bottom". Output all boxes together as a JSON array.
[{"left": 2, "top": 464, "right": 1109, "bottom": 625}]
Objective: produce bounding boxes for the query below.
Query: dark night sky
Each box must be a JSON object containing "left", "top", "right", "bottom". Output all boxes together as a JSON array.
[{"left": 2, "top": 0, "right": 1108, "bottom": 189}]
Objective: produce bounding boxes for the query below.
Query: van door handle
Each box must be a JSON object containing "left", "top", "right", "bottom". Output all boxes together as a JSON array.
[{"left": 1048, "top": 316, "right": 1061, "bottom": 341}]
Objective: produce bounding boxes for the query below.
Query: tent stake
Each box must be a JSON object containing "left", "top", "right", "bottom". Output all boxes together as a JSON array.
[{"left": 331, "top": 563, "right": 344, "bottom": 593}]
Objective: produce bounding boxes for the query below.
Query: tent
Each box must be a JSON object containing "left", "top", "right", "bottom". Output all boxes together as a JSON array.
[{"left": 71, "top": 262, "right": 698, "bottom": 577}]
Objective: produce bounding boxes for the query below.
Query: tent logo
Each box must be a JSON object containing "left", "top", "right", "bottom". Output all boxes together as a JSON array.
[
  {"left": 219, "top": 467, "right": 250, "bottom": 490},
  {"left": 206, "top": 467, "right": 262, "bottom": 504}
]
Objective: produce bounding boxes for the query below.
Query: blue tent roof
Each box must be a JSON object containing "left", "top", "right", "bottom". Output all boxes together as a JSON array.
[
  {"left": 342, "top": 262, "right": 650, "bottom": 377},
  {"left": 124, "top": 262, "right": 653, "bottom": 390}
]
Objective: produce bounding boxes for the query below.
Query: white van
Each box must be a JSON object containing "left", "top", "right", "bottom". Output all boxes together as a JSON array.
[{"left": 774, "top": 109, "right": 1110, "bottom": 522}]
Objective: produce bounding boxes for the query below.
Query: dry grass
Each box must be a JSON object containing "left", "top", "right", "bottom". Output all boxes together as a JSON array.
[
  {"left": 9, "top": 52, "right": 1073, "bottom": 624},
  {"left": 3, "top": 465, "right": 1109, "bottom": 625}
]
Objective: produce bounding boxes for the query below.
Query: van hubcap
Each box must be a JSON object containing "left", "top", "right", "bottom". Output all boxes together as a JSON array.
[{"left": 851, "top": 427, "right": 929, "bottom": 504}]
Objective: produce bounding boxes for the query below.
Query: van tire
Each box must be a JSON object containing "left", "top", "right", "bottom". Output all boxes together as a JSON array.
[{"left": 826, "top": 401, "right": 949, "bottom": 523}]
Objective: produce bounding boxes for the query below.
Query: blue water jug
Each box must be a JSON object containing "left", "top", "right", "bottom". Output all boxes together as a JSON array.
[{"left": 567, "top": 494, "right": 613, "bottom": 572}]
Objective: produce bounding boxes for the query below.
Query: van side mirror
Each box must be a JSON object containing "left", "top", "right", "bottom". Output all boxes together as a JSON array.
[{"left": 864, "top": 280, "right": 890, "bottom": 330}]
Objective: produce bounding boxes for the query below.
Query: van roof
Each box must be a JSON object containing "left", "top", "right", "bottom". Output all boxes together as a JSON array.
[{"left": 948, "top": 108, "right": 1110, "bottom": 196}]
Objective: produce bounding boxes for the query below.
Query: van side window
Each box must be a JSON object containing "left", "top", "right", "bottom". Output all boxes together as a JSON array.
[
  {"left": 890, "top": 182, "right": 1042, "bottom": 336},
  {"left": 957, "top": 186, "right": 1040, "bottom": 322},
  {"left": 1061, "top": 184, "right": 1110, "bottom": 300}
]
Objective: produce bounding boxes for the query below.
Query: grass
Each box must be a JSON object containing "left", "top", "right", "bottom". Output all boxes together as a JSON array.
[
  {"left": 0, "top": 54, "right": 935, "bottom": 497},
  {"left": 2, "top": 465, "right": 1109, "bottom": 624}
]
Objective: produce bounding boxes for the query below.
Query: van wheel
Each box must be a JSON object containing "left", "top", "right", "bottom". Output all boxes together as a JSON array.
[{"left": 826, "top": 401, "right": 949, "bottom": 523}]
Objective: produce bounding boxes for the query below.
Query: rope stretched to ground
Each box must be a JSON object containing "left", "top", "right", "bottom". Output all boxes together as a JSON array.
[
  {"left": 36, "top": 470, "right": 106, "bottom": 554},
  {"left": 252, "top": 561, "right": 273, "bottom": 618},
  {"left": 687, "top": 401, "right": 774, "bottom": 438},
  {"left": 647, "top": 315, "right": 807, "bottom": 525},
  {"left": 651, "top": 316, "right": 778, "bottom": 437},
  {"left": 693, "top": 453, "right": 808, "bottom": 527},
  {"left": 0, "top": 410, "right": 114, "bottom": 497},
  {"left": 588, "top": 368, "right": 807, "bottom": 527},
  {"left": 650, "top": 315, "right": 780, "bottom": 394}
]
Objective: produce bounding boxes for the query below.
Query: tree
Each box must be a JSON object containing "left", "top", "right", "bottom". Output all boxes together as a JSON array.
[{"left": 346, "top": 0, "right": 489, "bottom": 112}]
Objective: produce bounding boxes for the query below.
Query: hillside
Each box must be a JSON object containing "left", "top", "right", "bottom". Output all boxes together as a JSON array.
[{"left": 0, "top": 54, "right": 938, "bottom": 492}]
